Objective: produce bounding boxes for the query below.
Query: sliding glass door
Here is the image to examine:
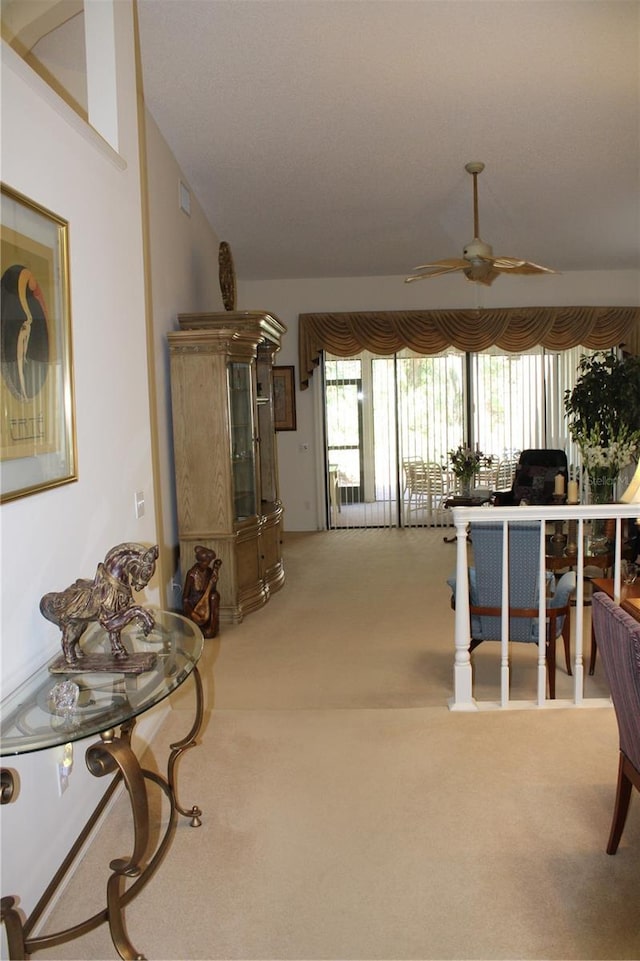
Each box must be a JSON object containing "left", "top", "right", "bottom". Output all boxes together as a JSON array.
[
  {"left": 325, "top": 359, "right": 363, "bottom": 505},
  {"left": 324, "top": 346, "right": 595, "bottom": 529},
  {"left": 396, "top": 349, "right": 465, "bottom": 462},
  {"left": 471, "top": 349, "right": 545, "bottom": 459},
  {"left": 325, "top": 354, "right": 399, "bottom": 527},
  {"left": 325, "top": 349, "right": 466, "bottom": 528}
]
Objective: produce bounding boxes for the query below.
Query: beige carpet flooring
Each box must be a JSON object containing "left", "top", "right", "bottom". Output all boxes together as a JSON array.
[{"left": 33, "top": 529, "right": 640, "bottom": 960}]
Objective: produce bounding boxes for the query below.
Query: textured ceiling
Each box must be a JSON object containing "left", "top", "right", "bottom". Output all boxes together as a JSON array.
[{"left": 137, "top": 0, "right": 640, "bottom": 282}]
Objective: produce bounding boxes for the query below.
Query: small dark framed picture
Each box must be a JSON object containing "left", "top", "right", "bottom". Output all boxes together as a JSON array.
[{"left": 273, "top": 366, "right": 296, "bottom": 431}]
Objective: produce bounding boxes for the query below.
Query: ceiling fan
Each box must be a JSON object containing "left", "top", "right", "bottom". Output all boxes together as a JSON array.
[{"left": 405, "top": 162, "right": 558, "bottom": 287}]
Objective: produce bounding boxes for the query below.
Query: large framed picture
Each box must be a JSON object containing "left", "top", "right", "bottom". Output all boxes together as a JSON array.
[
  {"left": 1, "top": 184, "right": 77, "bottom": 502},
  {"left": 273, "top": 365, "right": 296, "bottom": 431}
]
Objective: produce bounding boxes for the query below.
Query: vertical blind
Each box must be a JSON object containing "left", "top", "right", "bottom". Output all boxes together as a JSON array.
[{"left": 324, "top": 345, "right": 597, "bottom": 529}]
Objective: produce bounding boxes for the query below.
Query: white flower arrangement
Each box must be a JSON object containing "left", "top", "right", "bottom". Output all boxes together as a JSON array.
[{"left": 578, "top": 424, "right": 639, "bottom": 473}]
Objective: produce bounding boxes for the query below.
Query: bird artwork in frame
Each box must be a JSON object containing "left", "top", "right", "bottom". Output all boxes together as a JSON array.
[{"left": 0, "top": 183, "right": 77, "bottom": 502}]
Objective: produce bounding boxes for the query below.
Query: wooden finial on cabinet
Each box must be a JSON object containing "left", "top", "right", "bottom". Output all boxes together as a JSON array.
[{"left": 218, "top": 241, "right": 236, "bottom": 311}]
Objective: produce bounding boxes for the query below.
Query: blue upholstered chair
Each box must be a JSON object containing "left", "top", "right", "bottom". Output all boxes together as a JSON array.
[
  {"left": 448, "top": 522, "right": 575, "bottom": 699},
  {"left": 591, "top": 592, "right": 640, "bottom": 854}
]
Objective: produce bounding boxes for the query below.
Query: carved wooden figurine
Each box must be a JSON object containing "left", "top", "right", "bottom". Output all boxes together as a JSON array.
[
  {"left": 40, "top": 542, "right": 159, "bottom": 672},
  {"left": 183, "top": 546, "right": 222, "bottom": 638}
]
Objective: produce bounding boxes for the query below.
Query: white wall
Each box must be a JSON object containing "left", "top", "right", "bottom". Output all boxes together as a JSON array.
[
  {"left": 142, "top": 110, "right": 222, "bottom": 603},
  {"left": 0, "top": 6, "right": 228, "bottom": 930},
  {"left": 0, "top": 4, "right": 157, "bottom": 923},
  {"left": 239, "top": 270, "right": 640, "bottom": 531}
]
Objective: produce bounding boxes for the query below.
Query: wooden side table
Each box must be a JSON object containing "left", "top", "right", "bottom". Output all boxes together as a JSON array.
[
  {"left": 545, "top": 551, "right": 613, "bottom": 609},
  {"left": 545, "top": 541, "right": 613, "bottom": 575},
  {"left": 621, "top": 596, "right": 640, "bottom": 621},
  {"left": 589, "top": 578, "right": 640, "bottom": 674}
]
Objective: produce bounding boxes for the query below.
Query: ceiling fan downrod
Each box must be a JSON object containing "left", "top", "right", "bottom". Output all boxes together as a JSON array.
[{"left": 465, "top": 161, "right": 485, "bottom": 239}]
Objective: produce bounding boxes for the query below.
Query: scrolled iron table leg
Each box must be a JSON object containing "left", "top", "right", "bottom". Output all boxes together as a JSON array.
[
  {"left": 1, "top": 769, "right": 16, "bottom": 805},
  {"left": 167, "top": 664, "right": 204, "bottom": 827},
  {"left": 1, "top": 773, "right": 28, "bottom": 960},
  {"left": 85, "top": 729, "right": 148, "bottom": 961},
  {"left": 1, "top": 896, "right": 26, "bottom": 961}
]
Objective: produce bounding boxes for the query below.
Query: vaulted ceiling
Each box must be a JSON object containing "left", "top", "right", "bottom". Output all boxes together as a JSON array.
[{"left": 138, "top": 1, "right": 637, "bottom": 283}]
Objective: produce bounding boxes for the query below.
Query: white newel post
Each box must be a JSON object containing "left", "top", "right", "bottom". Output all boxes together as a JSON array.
[
  {"left": 450, "top": 509, "right": 477, "bottom": 710},
  {"left": 536, "top": 523, "right": 548, "bottom": 706},
  {"left": 500, "top": 521, "right": 511, "bottom": 708}
]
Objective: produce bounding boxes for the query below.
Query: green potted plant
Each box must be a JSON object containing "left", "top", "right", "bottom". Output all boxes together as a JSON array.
[{"left": 564, "top": 351, "right": 640, "bottom": 504}]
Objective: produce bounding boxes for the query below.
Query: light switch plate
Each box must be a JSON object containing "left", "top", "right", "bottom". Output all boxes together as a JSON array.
[
  {"left": 134, "top": 490, "right": 145, "bottom": 518},
  {"left": 179, "top": 180, "right": 191, "bottom": 216}
]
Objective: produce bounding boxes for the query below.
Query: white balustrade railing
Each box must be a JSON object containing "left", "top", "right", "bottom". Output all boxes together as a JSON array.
[{"left": 449, "top": 502, "right": 639, "bottom": 711}]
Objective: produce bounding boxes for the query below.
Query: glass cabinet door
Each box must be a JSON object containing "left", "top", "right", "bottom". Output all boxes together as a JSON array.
[{"left": 228, "top": 361, "right": 257, "bottom": 520}]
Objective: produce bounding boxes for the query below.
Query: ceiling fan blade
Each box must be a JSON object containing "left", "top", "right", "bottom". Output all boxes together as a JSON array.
[
  {"left": 411, "top": 257, "right": 468, "bottom": 271},
  {"left": 404, "top": 259, "right": 468, "bottom": 283},
  {"left": 493, "top": 256, "right": 558, "bottom": 275}
]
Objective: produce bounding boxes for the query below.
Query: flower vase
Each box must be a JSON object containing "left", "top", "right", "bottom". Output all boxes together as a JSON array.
[
  {"left": 588, "top": 519, "right": 610, "bottom": 556},
  {"left": 589, "top": 468, "right": 618, "bottom": 505},
  {"left": 460, "top": 478, "right": 472, "bottom": 498},
  {"left": 587, "top": 468, "right": 618, "bottom": 555}
]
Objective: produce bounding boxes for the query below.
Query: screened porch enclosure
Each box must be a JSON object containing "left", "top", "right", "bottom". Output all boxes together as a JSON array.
[{"left": 324, "top": 347, "right": 587, "bottom": 529}]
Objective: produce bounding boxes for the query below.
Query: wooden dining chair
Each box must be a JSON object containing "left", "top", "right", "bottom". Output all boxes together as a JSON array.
[{"left": 591, "top": 592, "right": 640, "bottom": 854}]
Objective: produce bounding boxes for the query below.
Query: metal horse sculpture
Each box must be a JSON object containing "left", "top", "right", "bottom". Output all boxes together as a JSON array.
[{"left": 40, "top": 543, "right": 159, "bottom": 665}]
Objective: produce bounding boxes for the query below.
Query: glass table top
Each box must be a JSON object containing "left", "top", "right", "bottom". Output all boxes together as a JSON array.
[{"left": 0, "top": 610, "right": 203, "bottom": 757}]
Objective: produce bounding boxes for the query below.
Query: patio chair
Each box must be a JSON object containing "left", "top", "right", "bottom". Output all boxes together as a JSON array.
[
  {"left": 476, "top": 460, "right": 499, "bottom": 490},
  {"left": 402, "top": 458, "right": 449, "bottom": 518},
  {"left": 447, "top": 522, "right": 575, "bottom": 699},
  {"left": 591, "top": 592, "right": 640, "bottom": 854},
  {"left": 493, "top": 449, "right": 568, "bottom": 506},
  {"left": 494, "top": 455, "right": 520, "bottom": 491}
]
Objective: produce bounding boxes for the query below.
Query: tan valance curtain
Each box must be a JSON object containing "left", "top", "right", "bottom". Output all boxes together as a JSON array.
[{"left": 298, "top": 305, "right": 640, "bottom": 389}]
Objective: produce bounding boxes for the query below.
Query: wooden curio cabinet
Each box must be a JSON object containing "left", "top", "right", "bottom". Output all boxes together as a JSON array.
[{"left": 168, "top": 311, "right": 287, "bottom": 622}]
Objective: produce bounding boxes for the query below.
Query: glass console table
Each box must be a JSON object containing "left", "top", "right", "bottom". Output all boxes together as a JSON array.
[{"left": 0, "top": 610, "right": 204, "bottom": 961}]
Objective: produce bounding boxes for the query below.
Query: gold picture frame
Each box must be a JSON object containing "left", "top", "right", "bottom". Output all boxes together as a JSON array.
[
  {"left": 1, "top": 184, "right": 77, "bottom": 502},
  {"left": 273, "top": 366, "right": 296, "bottom": 431}
]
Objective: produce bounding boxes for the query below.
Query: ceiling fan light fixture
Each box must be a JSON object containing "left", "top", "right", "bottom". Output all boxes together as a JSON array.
[
  {"left": 463, "top": 263, "right": 499, "bottom": 286},
  {"left": 463, "top": 238, "right": 493, "bottom": 262}
]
